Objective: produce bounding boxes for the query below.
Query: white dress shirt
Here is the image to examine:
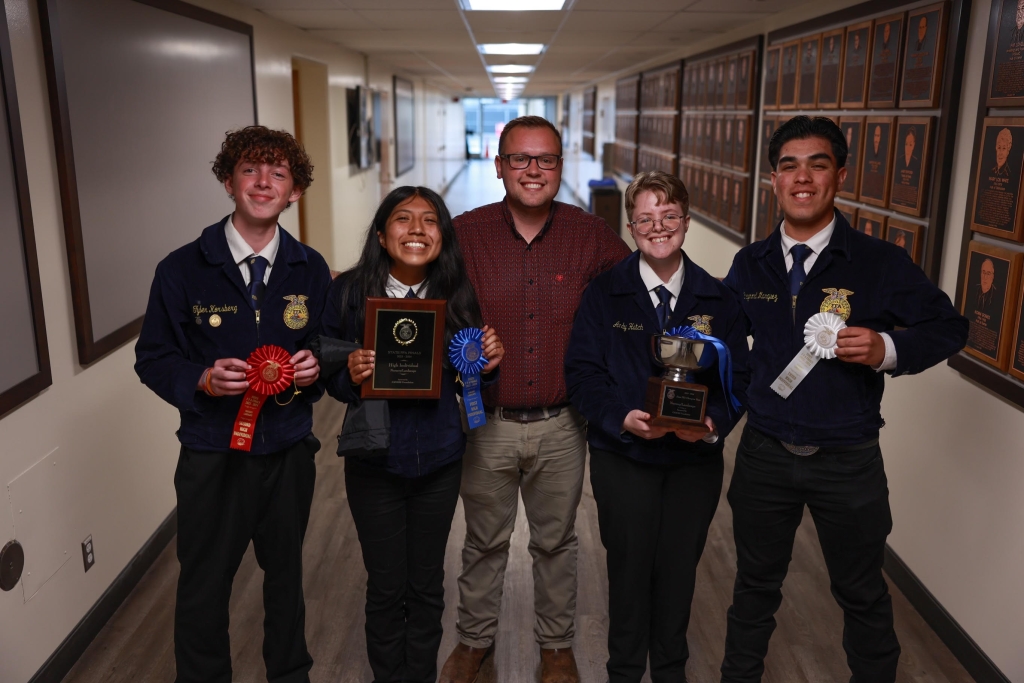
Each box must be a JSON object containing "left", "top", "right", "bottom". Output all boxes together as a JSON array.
[
  {"left": 638, "top": 251, "right": 685, "bottom": 311},
  {"left": 780, "top": 218, "right": 896, "bottom": 372},
  {"left": 385, "top": 274, "right": 426, "bottom": 299},
  {"left": 224, "top": 216, "right": 279, "bottom": 285}
]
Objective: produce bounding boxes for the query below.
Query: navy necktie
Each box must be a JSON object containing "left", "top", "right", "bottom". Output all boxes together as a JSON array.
[
  {"left": 789, "top": 244, "right": 811, "bottom": 308},
  {"left": 247, "top": 256, "right": 269, "bottom": 310},
  {"left": 405, "top": 287, "right": 418, "bottom": 298},
  {"left": 655, "top": 285, "right": 673, "bottom": 331}
]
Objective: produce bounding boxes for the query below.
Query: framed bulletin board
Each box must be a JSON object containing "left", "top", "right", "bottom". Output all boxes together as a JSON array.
[
  {"left": 0, "top": 3, "right": 51, "bottom": 418},
  {"left": 40, "top": 0, "right": 256, "bottom": 365}
]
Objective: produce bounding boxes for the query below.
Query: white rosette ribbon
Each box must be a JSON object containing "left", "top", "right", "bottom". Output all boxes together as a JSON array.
[{"left": 803, "top": 312, "right": 847, "bottom": 360}]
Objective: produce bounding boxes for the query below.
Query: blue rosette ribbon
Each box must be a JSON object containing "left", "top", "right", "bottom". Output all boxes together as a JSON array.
[
  {"left": 449, "top": 328, "right": 489, "bottom": 429},
  {"left": 667, "top": 325, "right": 742, "bottom": 416}
]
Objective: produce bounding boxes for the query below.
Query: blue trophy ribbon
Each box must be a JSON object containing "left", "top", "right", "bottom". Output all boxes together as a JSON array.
[
  {"left": 449, "top": 328, "right": 489, "bottom": 429},
  {"left": 666, "top": 325, "right": 742, "bottom": 416}
]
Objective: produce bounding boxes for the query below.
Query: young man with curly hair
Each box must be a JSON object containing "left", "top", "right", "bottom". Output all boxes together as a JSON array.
[{"left": 135, "top": 126, "right": 331, "bottom": 683}]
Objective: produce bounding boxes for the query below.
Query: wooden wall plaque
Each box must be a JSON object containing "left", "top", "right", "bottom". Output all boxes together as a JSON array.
[
  {"left": 889, "top": 116, "right": 934, "bottom": 217},
  {"left": 764, "top": 46, "right": 781, "bottom": 109},
  {"left": 818, "top": 28, "right": 845, "bottom": 109},
  {"left": 858, "top": 116, "right": 895, "bottom": 207},
  {"left": 969, "top": 117, "right": 1024, "bottom": 241},
  {"left": 797, "top": 34, "right": 821, "bottom": 108},
  {"left": 960, "top": 240, "right": 1023, "bottom": 370},
  {"left": 779, "top": 40, "right": 799, "bottom": 109},
  {"left": 899, "top": 2, "right": 949, "bottom": 108},
  {"left": 1008, "top": 277, "right": 1024, "bottom": 381},
  {"left": 886, "top": 218, "right": 924, "bottom": 264},
  {"left": 868, "top": 13, "right": 906, "bottom": 108},
  {"left": 856, "top": 208, "right": 887, "bottom": 238},
  {"left": 987, "top": 0, "right": 1024, "bottom": 106},
  {"left": 839, "top": 116, "right": 865, "bottom": 200},
  {"left": 841, "top": 20, "right": 873, "bottom": 108}
]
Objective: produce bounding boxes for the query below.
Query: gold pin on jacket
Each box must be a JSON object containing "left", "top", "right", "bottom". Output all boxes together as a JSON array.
[
  {"left": 820, "top": 288, "right": 854, "bottom": 321},
  {"left": 687, "top": 314, "right": 714, "bottom": 335},
  {"left": 283, "top": 295, "right": 309, "bottom": 329}
]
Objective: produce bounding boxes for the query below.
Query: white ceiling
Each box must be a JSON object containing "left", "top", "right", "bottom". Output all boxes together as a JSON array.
[{"left": 233, "top": 0, "right": 809, "bottom": 97}]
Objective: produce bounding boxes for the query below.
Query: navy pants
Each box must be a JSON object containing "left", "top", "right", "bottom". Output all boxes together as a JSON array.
[{"left": 721, "top": 425, "right": 900, "bottom": 683}]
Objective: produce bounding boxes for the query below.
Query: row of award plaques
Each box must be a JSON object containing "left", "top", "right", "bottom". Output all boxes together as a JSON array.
[
  {"left": 680, "top": 162, "right": 750, "bottom": 234},
  {"left": 681, "top": 49, "right": 758, "bottom": 111},
  {"left": 761, "top": 115, "right": 934, "bottom": 218},
  {"left": 960, "top": 240, "right": 1024, "bottom": 380},
  {"left": 763, "top": 2, "right": 948, "bottom": 110},
  {"left": 752, "top": 182, "right": 926, "bottom": 265},
  {"left": 680, "top": 114, "right": 753, "bottom": 173}
]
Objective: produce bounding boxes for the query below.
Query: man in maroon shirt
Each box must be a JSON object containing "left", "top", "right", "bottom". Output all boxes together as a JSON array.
[{"left": 440, "top": 116, "right": 630, "bottom": 683}]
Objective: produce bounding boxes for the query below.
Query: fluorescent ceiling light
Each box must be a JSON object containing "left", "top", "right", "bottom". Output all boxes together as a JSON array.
[
  {"left": 488, "top": 65, "right": 534, "bottom": 74},
  {"left": 479, "top": 43, "right": 544, "bottom": 55},
  {"left": 464, "top": 0, "right": 565, "bottom": 9},
  {"left": 494, "top": 76, "right": 529, "bottom": 84}
]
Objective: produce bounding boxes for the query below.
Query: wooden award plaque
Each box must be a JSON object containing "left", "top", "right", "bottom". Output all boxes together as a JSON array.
[{"left": 361, "top": 297, "right": 446, "bottom": 399}]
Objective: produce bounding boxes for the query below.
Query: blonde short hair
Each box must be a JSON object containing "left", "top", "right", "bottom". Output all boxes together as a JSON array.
[{"left": 624, "top": 171, "right": 690, "bottom": 220}]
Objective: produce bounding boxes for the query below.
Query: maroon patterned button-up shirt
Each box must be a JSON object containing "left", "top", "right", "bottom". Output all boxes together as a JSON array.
[{"left": 454, "top": 199, "right": 631, "bottom": 409}]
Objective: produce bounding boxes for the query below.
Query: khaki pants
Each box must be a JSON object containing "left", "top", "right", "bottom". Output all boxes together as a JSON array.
[{"left": 455, "top": 406, "right": 587, "bottom": 649}]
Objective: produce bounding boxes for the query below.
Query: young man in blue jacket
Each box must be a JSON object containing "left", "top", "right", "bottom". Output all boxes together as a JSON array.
[
  {"left": 565, "top": 171, "right": 749, "bottom": 683},
  {"left": 135, "top": 126, "right": 332, "bottom": 683},
  {"left": 719, "top": 116, "right": 968, "bottom": 683}
]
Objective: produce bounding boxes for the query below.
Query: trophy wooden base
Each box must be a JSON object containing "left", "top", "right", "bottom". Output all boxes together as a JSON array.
[{"left": 644, "top": 376, "right": 710, "bottom": 431}]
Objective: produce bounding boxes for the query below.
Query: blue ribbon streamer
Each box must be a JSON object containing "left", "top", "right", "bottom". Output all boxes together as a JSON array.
[
  {"left": 666, "top": 325, "right": 742, "bottom": 416},
  {"left": 449, "top": 328, "right": 488, "bottom": 429}
]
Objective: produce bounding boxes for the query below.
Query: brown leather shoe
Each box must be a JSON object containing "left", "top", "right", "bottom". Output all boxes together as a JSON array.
[
  {"left": 439, "top": 642, "right": 492, "bottom": 683},
  {"left": 540, "top": 647, "right": 580, "bottom": 683}
]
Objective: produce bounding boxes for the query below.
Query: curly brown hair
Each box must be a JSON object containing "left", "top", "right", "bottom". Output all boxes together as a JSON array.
[{"left": 211, "top": 125, "right": 314, "bottom": 192}]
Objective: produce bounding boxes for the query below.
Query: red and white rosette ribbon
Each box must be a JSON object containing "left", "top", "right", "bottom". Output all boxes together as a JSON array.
[{"left": 230, "top": 345, "right": 295, "bottom": 451}]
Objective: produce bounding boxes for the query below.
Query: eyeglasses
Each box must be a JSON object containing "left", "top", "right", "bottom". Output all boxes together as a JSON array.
[
  {"left": 629, "top": 215, "right": 686, "bottom": 235},
  {"left": 499, "top": 154, "right": 561, "bottom": 170}
]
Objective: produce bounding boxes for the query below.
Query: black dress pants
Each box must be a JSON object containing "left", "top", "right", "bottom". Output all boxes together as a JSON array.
[
  {"left": 590, "top": 447, "right": 724, "bottom": 683},
  {"left": 721, "top": 425, "right": 900, "bottom": 683},
  {"left": 345, "top": 457, "right": 463, "bottom": 683},
  {"left": 173, "top": 435, "right": 318, "bottom": 683}
]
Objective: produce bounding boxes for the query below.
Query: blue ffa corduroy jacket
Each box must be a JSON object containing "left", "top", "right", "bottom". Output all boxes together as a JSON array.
[
  {"left": 135, "top": 217, "right": 332, "bottom": 454},
  {"left": 723, "top": 210, "right": 968, "bottom": 447},
  {"left": 565, "top": 250, "right": 750, "bottom": 464},
  {"left": 320, "top": 273, "right": 498, "bottom": 478}
]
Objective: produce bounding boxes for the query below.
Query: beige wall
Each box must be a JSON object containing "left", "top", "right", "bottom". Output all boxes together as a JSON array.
[
  {"left": 0, "top": 1, "right": 464, "bottom": 681},
  {"left": 562, "top": 0, "right": 1024, "bottom": 678}
]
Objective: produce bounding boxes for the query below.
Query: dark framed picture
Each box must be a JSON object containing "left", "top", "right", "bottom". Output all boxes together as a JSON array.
[
  {"left": 736, "top": 51, "right": 755, "bottom": 109},
  {"left": 838, "top": 116, "right": 865, "bottom": 200},
  {"left": 697, "top": 62, "right": 708, "bottom": 109},
  {"left": 682, "top": 164, "right": 694, "bottom": 199},
  {"left": 1008, "top": 277, "right": 1024, "bottom": 381},
  {"left": 723, "top": 116, "right": 735, "bottom": 168},
  {"left": 856, "top": 209, "right": 887, "bottom": 238},
  {"left": 858, "top": 116, "right": 895, "bottom": 207},
  {"left": 726, "top": 56, "right": 738, "bottom": 108},
  {"left": 754, "top": 181, "right": 775, "bottom": 242},
  {"left": 700, "top": 167, "right": 711, "bottom": 213},
  {"left": 394, "top": 75, "right": 416, "bottom": 176},
  {"left": 779, "top": 40, "right": 799, "bottom": 109},
  {"left": 970, "top": 117, "right": 1024, "bottom": 241},
  {"left": 760, "top": 116, "right": 778, "bottom": 176},
  {"left": 715, "top": 59, "right": 727, "bottom": 109},
  {"left": 818, "top": 28, "right": 845, "bottom": 109},
  {"left": 719, "top": 175, "right": 733, "bottom": 223},
  {"left": 734, "top": 115, "right": 752, "bottom": 172},
  {"left": 841, "top": 20, "right": 873, "bottom": 108},
  {"left": 960, "top": 240, "right": 1023, "bottom": 370},
  {"left": 797, "top": 34, "right": 821, "bottom": 108},
  {"left": 710, "top": 172, "right": 722, "bottom": 219},
  {"left": 730, "top": 175, "right": 749, "bottom": 232},
  {"left": 987, "top": 0, "right": 1024, "bottom": 106},
  {"left": 868, "top": 13, "right": 905, "bottom": 108},
  {"left": 702, "top": 116, "right": 713, "bottom": 161},
  {"left": 362, "top": 298, "right": 446, "bottom": 399},
  {"left": 712, "top": 116, "right": 723, "bottom": 164},
  {"left": 886, "top": 218, "right": 924, "bottom": 265},
  {"left": 889, "top": 116, "right": 934, "bottom": 217},
  {"left": 764, "top": 46, "right": 782, "bottom": 109},
  {"left": 899, "top": 2, "right": 948, "bottom": 108},
  {"left": 835, "top": 200, "right": 858, "bottom": 227}
]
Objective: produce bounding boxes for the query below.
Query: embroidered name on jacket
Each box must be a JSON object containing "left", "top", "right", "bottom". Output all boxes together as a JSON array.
[
  {"left": 743, "top": 292, "right": 779, "bottom": 303},
  {"left": 613, "top": 321, "right": 645, "bottom": 331}
]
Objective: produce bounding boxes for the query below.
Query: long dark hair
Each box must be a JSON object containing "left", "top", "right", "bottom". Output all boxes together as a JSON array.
[{"left": 338, "top": 186, "right": 483, "bottom": 337}]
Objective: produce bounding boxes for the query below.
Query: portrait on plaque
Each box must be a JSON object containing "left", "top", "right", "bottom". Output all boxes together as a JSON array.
[
  {"left": 858, "top": 117, "right": 895, "bottom": 206},
  {"left": 730, "top": 176, "right": 748, "bottom": 232},
  {"left": 726, "top": 56, "right": 738, "bottom": 106},
  {"left": 818, "top": 29, "right": 845, "bottom": 108},
  {"left": 734, "top": 116, "right": 751, "bottom": 171},
  {"left": 736, "top": 51, "right": 754, "bottom": 109},
  {"left": 970, "top": 118, "right": 1024, "bottom": 241},
  {"left": 697, "top": 62, "right": 708, "bottom": 109},
  {"left": 988, "top": 0, "right": 1024, "bottom": 106},
  {"left": 886, "top": 219, "right": 923, "bottom": 265},
  {"left": 835, "top": 201, "right": 857, "bottom": 227},
  {"left": 798, "top": 34, "right": 821, "bottom": 108},
  {"left": 889, "top": 117, "right": 933, "bottom": 216},
  {"left": 899, "top": 3, "right": 948, "bottom": 108},
  {"left": 715, "top": 59, "right": 726, "bottom": 108},
  {"left": 839, "top": 117, "right": 865, "bottom": 200},
  {"left": 724, "top": 117, "right": 736, "bottom": 167},
  {"left": 842, "top": 21, "right": 873, "bottom": 108},
  {"left": 719, "top": 175, "right": 732, "bottom": 224},
  {"left": 709, "top": 172, "right": 720, "bottom": 218},
  {"left": 764, "top": 46, "right": 781, "bottom": 109},
  {"left": 712, "top": 117, "right": 723, "bottom": 164},
  {"left": 960, "top": 241, "right": 1023, "bottom": 369},
  {"left": 761, "top": 116, "right": 778, "bottom": 176},
  {"left": 755, "top": 183, "right": 773, "bottom": 241},
  {"left": 701, "top": 168, "right": 711, "bottom": 212},
  {"left": 868, "top": 14, "right": 905, "bottom": 108},
  {"left": 856, "top": 209, "right": 886, "bottom": 238},
  {"left": 1008, "top": 279, "right": 1024, "bottom": 381},
  {"left": 780, "top": 41, "right": 799, "bottom": 109}
]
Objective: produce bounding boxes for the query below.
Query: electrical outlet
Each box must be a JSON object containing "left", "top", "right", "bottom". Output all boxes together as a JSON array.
[{"left": 81, "top": 535, "right": 94, "bottom": 572}]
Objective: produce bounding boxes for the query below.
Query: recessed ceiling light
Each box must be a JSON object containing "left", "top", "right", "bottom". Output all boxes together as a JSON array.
[
  {"left": 488, "top": 65, "right": 534, "bottom": 74},
  {"left": 479, "top": 43, "right": 545, "bottom": 55},
  {"left": 494, "top": 76, "right": 529, "bottom": 84},
  {"left": 463, "top": 0, "right": 565, "bottom": 9}
]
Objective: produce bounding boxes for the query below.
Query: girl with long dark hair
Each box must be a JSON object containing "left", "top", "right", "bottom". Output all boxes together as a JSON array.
[{"left": 321, "top": 186, "right": 503, "bottom": 683}]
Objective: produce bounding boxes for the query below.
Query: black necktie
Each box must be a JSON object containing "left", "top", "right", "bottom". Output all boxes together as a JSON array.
[
  {"left": 247, "top": 256, "right": 269, "bottom": 310},
  {"left": 655, "top": 285, "right": 673, "bottom": 331},
  {"left": 405, "top": 287, "right": 417, "bottom": 298},
  {"left": 789, "top": 244, "right": 811, "bottom": 309}
]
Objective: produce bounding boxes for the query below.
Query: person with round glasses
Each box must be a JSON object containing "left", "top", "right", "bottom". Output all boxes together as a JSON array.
[{"left": 565, "top": 170, "right": 749, "bottom": 682}]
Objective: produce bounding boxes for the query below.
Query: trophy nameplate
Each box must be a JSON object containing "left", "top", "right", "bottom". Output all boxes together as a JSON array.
[{"left": 644, "top": 334, "right": 711, "bottom": 432}]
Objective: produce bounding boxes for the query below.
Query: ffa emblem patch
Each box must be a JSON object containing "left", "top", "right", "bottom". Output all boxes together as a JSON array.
[
  {"left": 687, "top": 314, "right": 713, "bottom": 335},
  {"left": 283, "top": 295, "right": 309, "bottom": 329},
  {"left": 820, "top": 288, "right": 854, "bottom": 321}
]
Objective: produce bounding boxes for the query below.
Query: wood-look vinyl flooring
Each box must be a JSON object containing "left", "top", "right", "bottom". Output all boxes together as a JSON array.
[{"left": 63, "top": 399, "right": 973, "bottom": 683}]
